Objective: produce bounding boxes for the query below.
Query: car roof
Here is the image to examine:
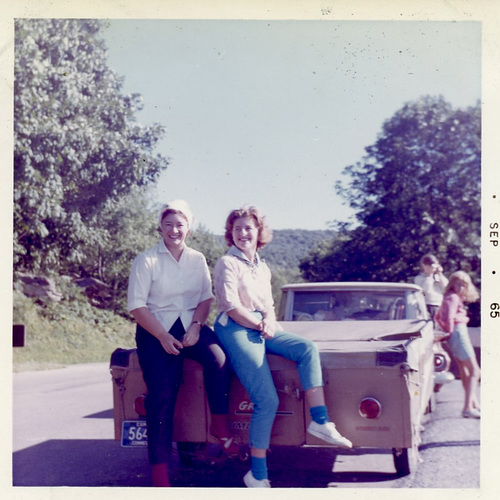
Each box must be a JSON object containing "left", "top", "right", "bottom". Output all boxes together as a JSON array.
[{"left": 281, "top": 282, "right": 422, "bottom": 292}]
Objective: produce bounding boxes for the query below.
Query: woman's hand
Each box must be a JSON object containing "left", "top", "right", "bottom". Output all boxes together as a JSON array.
[
  {"left": 259, "top": 318, "right": 282, "bottom": 339},
  {"left": 159, "top": 332, "right": 184, "bottom": 355},
  {"left": 432, "top": 264, "right": 444, "bottom": 276},
  {"left": 131, "top": 307, "right": 185, "bottom": 355},
  {"left": 182, "top": 324, "right": 201, "bottom": 347}
]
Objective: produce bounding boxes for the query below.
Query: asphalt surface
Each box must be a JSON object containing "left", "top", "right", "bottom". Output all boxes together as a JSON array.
[{"left": 11, "top": 361, "right": 481, "bottom": 489}]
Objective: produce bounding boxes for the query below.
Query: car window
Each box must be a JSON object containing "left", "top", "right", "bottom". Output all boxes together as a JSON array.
[{"left": 288, "top": 290, "right": 426, "bottom": 321}]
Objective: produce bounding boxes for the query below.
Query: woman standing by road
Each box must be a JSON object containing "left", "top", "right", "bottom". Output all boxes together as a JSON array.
[
  {"left": 127, "top": 200, "right": 238, "bottom": 487},
  {"left": 435, "top": 271, "right": 481, "bottom": 419},
  {"left": 213, "top": 205, "right": 352, "bottom": 488}
]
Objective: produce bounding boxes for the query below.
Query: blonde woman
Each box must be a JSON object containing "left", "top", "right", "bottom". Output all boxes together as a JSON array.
[{"left": 435, "top": 271, "right": 481, "bottom": 418}]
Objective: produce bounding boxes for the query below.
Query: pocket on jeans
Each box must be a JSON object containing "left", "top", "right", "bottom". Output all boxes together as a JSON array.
[{"left": 217, "top": 312, "right": 228, "bottom": 327}]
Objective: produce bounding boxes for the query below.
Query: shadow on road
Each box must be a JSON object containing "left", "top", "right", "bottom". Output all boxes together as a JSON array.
[
  {"left": 266, "top": 446, "right": 399, "bottom": 487},
  {"left": 85, "top": 409, "right": 114, "bottom": 419},
  {"left": 13, "top": 439, "right": 149, "bottom": 487},
  {"left": 14, "top": 438, "right": 394, "bottom": 487},
  {"left": 419, "top": 440, "right": 480, "bottom": 451}
]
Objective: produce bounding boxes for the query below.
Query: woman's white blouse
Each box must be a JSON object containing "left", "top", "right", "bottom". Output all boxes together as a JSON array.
[
  {"left": 414, "top": 273, "right": 449, "bottom": 306},
  {"left": 214, "top": 246, "right": 274, "bottom": 314},
  {"left": 127, "top": 240, "right": 214, "bottom": 332}
]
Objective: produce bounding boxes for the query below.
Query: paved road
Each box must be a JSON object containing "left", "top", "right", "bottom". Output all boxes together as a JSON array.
[{"left": 12, "top": 362, "right": 481, "bottom": 488}]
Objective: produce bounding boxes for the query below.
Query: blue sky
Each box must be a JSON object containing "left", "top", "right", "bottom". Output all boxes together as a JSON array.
[{"left": 103, "top": 19, "right": 480, "bottom": 234}]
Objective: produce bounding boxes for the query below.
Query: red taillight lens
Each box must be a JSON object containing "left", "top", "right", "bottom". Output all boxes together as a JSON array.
[
  {"left": 434, "top": 353, "right": 447, "bottom": 372},
  {"left": 359, "top": 397, "right": 382, "bottom": 419},
  {"left": 134, "top": 394, "right": 147, "bottom": 416}
]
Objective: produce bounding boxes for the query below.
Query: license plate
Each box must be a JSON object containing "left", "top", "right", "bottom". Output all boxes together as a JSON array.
[{"left": 121, "top": 420, "right": 148, "bottom": 447}]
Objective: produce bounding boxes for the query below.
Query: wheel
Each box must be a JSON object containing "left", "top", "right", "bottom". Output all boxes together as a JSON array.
[
  {"left": 392, "top": 446, "right": 418, "bottom": 477},
  {"left": 392, "top": 448, "right": 410, "bottom": 476}
]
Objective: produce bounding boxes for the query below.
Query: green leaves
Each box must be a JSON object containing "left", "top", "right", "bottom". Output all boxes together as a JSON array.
[
  {"left": 302, "top": 96, "right": 481, "bottom": 286},
  {"left": 14, "top": 19, "right": 168, "bottom": 276}
]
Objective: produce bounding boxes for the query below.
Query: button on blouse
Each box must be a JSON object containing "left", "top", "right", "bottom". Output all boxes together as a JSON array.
[
  {"left": 127, "top": 240, "right": 214, "bottom": 332},
  {"left": 214, "top": 245, "right": 274, "bottom": 314}
]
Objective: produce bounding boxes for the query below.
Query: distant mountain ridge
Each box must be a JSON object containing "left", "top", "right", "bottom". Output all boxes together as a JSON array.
[
  {"left": 259, "top": 229, "right": 335, "bottom": 269},
  {"left": 215, "top": 228, "right": 334, "bottom": 269}
]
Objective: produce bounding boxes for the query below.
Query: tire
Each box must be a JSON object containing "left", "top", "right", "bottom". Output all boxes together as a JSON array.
[{"left": 392, "top": 446, "right": 418, "bottom": 477}]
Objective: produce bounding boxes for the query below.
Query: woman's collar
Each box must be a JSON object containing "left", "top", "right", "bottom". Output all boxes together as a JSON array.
[
  {"left": 159, "top": 239, "right": 185, "bottom": 261},
  {"left": 228, "top": 245, "right": 261, "bottom": 266}
]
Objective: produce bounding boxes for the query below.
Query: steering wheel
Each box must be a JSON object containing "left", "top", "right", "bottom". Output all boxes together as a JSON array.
[{"left": 296, "top": 313, "right": 314, "bottom": 321}]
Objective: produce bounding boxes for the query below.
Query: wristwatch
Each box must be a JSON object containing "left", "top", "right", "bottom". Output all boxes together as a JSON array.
[{"left": 191, "top": 320, "right": 203, "bottom": 327}]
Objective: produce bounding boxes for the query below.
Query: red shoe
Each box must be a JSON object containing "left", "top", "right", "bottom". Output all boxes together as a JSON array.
[{"left": 152, "top": 463, "right": 170, "bottom": 487}]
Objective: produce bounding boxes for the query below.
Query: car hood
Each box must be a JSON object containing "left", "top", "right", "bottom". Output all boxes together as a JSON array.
[
  {"left": 272, "top": 319, "right": 432, "bottom": 370},
  {"left": 278, "top": 319, "right": 429, "bottom": 342}
]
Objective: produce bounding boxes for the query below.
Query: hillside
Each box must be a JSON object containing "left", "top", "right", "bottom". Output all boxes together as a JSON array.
[
  {"left": 259, "top": 229, "right": 335, "bottom": 268},
  {"left": 216, "top": 229, "right": 334, "bottom": 269}
]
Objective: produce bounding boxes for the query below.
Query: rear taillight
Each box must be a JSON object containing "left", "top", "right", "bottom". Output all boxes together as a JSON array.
[
  {"left": 359, "top": 397, "right": 382, "bottom": 419},
  {"left": 134, "top": 394, "right": 147, "bottom": 416},
  {"left": 434, "top": 353, "right": 447, "bottom": 372}
]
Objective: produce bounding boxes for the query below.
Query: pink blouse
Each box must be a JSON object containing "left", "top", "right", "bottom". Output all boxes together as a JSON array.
[
  {"left": 214, "top": 246, "right": 274, "bottom": 314},
  {"left": 435, "top": 292, "right": 469, "bottom": 334}
]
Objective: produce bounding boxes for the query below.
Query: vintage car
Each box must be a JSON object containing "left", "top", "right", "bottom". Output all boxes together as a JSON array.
[{"left": 110, "top": 281, "right": 448, "bottom": 477}]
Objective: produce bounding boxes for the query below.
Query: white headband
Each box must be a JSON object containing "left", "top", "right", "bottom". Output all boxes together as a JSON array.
[{"left": 158, "top": 200, "right": 194, "bottom": 228}]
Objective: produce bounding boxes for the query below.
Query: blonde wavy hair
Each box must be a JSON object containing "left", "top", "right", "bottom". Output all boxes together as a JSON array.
[{"left": 444, "top": 270, "right": 480, "bottom": 302}]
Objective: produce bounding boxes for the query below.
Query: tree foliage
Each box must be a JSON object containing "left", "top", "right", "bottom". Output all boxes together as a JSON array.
[
  {"left": 188, "top": 225, "right": 226, "bottom": 270},
  {"left": 13, "top": 19, "right": 332, "bottom": 319},
  {"left": 260, "top": 229, "right": 335, "bottom": 268},
  {"left": 14, "top": 19, "right": 168, "bottom": 274},
  {"left": 85, "top": 190, "right": 160, "bottom": 310},
  {"left": 300, "top": 96, "right": 481, "bottom": 287}
]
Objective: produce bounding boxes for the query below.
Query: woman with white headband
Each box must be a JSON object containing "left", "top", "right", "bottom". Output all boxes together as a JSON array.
[{"left": 127, "top": 200, "right": 238, "bottom": 487}]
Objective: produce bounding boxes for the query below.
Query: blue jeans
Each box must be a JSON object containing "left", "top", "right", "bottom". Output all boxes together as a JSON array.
[{"left": 214, "top": 312, "right": 323, "bottom": 449}]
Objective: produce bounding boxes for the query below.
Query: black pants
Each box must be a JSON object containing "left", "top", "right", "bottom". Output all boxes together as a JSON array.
[
  {"left": 427, "top": 304, "right": 439, "bottom": 326},
  {"left": 136, "top": 318, "right": 231, "bottom": 464}
]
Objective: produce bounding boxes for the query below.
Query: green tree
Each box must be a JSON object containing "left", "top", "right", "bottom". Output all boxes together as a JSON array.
[
  {"left": 188, "top": 225, "right": 226, "bottom": 270},
  {"left": 82, "top": 188, "right": 159, "bottom": 313},
  {"left": 269, "top": 265, "right": 303, "bottom": 312},
  {"left": 301, "top": 96, "right": 481, "bottom": 286},
  {"left": 14, "top": 19, "right": 168, "bottom": 275}
]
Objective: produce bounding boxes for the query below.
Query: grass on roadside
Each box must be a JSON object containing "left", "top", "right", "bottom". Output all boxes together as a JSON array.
[{"left": 12, "top": 285, "right": 136, "bottom": 372}]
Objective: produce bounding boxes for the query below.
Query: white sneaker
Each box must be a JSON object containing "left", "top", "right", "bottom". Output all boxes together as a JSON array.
[
  {"left": 462, "top": 408, "right": 480, "bottom": 419},
  {"left": 243, "top": 470, "right": 271, "bottom": 488},
  {"left": 307, "top": 421, "right": 352, "bottom": 448}
]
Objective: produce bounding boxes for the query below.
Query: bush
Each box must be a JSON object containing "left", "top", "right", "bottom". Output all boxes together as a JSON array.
[{"left": 13, "top": 282, "right": 136, "bottom": 371}]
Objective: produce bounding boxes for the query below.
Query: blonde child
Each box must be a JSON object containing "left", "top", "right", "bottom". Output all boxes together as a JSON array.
[{"left": 435, "top": 271, "right": 481, "bottom": 418}]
